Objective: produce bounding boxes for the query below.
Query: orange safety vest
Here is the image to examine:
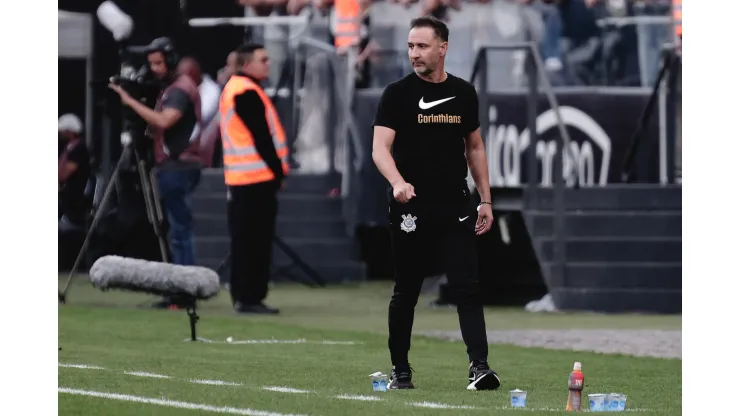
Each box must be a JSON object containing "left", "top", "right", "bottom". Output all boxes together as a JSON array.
[
  {"left": 673, "top": 0, "right": 682, "bottom": 38},
  {"left": 333, "top": 0, "right": 361, "bottom": 48},
  {"left": 219, "top": 75, "right": 289, "bottom": 186}
]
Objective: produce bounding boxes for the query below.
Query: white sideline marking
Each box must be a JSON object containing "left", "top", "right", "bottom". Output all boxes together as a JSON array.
[
  {"left": 124, "top": 371, "right": 171, "bottom": 379},
  {"left": 59, "top": 362, "right": 656, "bottom": 413},
  {"left": 262, "top": 386, "right": 313, "bottom": 394},
  {"left": 59, "top": 363, "right": 106, "bottom": 370},
  {"left": 229, "top": 339, "right": 360, "bottom": 345},
  {"left": 183, "top": 338, "right": 360, "bottom": 345},
  {"left": 409, "top": 401, "right": 478, "bottom": 410},
  {"left": 183, "top": 337, "right": 218, "bottom": 343},
  {"left": 59, "top": 387, "right": 306, "bottom": 416},
  {"left": 317, "top": 340, "right": 359, "bottom": 345},
  {"left": 335, "top": 394, "right": 383, "bottom": 402},
  {"left": 480, "top": 406, "right": 654, "bottom": 413},
  {"left": 191, "top": 379, "right": 243, "bottom": 386}
]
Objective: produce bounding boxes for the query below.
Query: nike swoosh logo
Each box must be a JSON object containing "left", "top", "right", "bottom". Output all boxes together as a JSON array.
[
  {"left": 459, "top": 216, "right": 469, "bottom": 222},
  {"left": 419, "top": 96, "right": 455, "bottom": 110}
]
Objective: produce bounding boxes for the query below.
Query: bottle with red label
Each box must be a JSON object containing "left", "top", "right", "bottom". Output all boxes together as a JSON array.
[{"left": 566, "top": 361, "right": 584, "bottom": 411}]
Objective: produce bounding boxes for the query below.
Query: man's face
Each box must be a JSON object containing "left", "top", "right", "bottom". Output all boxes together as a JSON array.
[
  {"left": 58, "top": 130, "right": 75, "bottom": 142},
  {"left": 242, "top": 48, "right": 270, "bottom": 81},
  {"left": 148, "top": 51, "right": 168, "bottom": 79},
  {"left": 408, "top": 27, "right": 446, "bottom": 76},
  {"left": 177, "top": 58, "right": 202, "bottom": 85}
]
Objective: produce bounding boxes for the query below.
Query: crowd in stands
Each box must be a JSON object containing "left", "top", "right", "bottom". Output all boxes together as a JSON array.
[{"left": 235, "top": 0, "right": 676, "bottom": 87}]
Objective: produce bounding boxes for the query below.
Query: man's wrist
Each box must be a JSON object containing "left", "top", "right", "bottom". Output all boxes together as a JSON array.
[
  {"left": 477, "top": 201, "right": 492, "bottom": 213},
  {"left": 390, "top": 178, "right": 405, "bottom": 187}
]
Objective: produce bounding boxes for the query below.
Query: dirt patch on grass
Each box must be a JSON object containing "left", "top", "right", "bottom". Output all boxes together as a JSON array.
[{"left": 420, "top": 329, "right": 681, "bottom": 359}]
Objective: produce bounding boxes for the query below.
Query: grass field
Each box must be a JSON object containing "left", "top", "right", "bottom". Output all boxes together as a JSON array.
[{"left": 58, "top": 277, "right": 681, "bottom": 415}]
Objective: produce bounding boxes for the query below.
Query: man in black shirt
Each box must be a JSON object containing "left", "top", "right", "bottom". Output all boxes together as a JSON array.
[
  {"left": 372, "top": 16, "right": 499, "bottom": 391},
  {"left": 58, "top": 114, "right": 91, "bottom": 229}
]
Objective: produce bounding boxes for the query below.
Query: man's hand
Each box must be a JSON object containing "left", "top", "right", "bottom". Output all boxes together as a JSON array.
[
  {"left": 108, "top": 83, "right": 134, "bottom": 106},
  {"left": 475, "top": 203, "right": 494, "bottom": 235},
  {"left": 110, "top": 83, "right": 184, "bottom": 130},
  {"left": 392, "top": 182, "right": 416, "bottom": 203}
]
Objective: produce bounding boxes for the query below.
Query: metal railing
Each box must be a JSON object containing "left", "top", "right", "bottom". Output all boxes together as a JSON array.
[
  {"left": 369, "top": 2, "right": 673, "bottom": 89},
  {"left": 623, "top": 45, "right": 681, "bottom": 185},
  {"left": 286, "top": 36, "right": 366, "bottom": 237},
  {"left": 596, "top": 14, "right": 674, "bottom": 87},
  {"left": 470, "top": 42, "right": 578, "bottom": 289}
]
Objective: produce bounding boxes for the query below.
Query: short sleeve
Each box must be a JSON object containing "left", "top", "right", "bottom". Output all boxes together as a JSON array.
[
  {"left": 464, "top": 86, "right": 480, "bottom": 135},
  {"left": 372, "top": 84, "right": 401, "bottom": 131},
  {"left": 162, "top": 87, "right": 192, "bottom": 114}
]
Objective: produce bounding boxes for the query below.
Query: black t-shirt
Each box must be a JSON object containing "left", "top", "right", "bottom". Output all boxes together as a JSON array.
[
  {"left": 160, "top": 86, "right": 198, "bottom": 169},
  {"left": 59, "top": 141, "right": 91, "bottom": 224},
  {"left": 373, "top": 72, "right": 480, "bottom": 203}
]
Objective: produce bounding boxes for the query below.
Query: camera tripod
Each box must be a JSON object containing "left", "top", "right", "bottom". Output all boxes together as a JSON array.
[
  {"left": 59, "top": 138, "right": 170, "bottom": 304},
  {"left": 215, "top": 237, "right": 327, "bottom": 289}
]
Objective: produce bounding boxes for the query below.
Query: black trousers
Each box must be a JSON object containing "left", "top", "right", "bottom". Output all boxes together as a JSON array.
[
  {"left": 388, "top": 196, "right": 489, "bottom": 366},
  {"left": 227, "top": 180, "right": 279, "bottom": 305}
]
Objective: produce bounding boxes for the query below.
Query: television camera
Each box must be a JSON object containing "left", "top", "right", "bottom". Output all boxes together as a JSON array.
[
  {"left": 60, "top": 42, "right": 174, "bottom": 303},
  {"left": 108, "top": 48, "right": 165, "bottom": 135}
]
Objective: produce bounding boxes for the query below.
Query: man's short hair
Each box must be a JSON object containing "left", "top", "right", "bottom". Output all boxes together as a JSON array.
[
  {"left": 410, "top": 15, "right": 449, "bottom": 42},
  {"left": 235, "top": 43, "right": 265, "bottom": 66}
]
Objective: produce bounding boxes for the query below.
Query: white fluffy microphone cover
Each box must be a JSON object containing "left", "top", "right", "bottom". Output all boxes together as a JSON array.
[{"left": 89, "top": 255, "right": 221, "bottom": 300}]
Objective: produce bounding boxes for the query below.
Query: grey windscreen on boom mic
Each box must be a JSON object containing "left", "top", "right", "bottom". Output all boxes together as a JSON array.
[{"left": 89, "top": 256, "right": 221, "bottom": 300}]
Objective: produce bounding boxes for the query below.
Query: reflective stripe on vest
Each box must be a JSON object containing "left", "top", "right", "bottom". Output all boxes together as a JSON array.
[
  {"left": 219, "top": 76, "right": 290, "bottom": 186},
  {"left": 334, "top": 0, "right": 361, "bottom": 48},
  {"left": 673, "top": 0, "right": 682, "bottom": 37}
]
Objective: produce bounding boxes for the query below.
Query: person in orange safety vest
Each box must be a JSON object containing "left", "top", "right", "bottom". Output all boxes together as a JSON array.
[
  {"left": 333, "top": 0, "right": 362, "bottom": 50},
  {"left": 219, "top": 43, "right": 290, "bottom": 315}
]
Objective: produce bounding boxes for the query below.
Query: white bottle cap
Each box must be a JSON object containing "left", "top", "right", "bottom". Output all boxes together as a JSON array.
[{"left": 573, "top": 362, "right": 582, "bottom": 371}]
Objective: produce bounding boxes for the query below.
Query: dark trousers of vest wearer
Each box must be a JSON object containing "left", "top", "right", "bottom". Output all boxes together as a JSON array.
[
  {"left": 227, "top": 180, "right": 280, "bottom": 305},
  {"left": 387, "top": 198, "right": 489, "bottom": 367}
]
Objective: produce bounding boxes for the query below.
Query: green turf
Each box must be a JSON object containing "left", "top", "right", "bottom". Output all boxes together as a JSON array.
[{"left": 58, "top": 278, "right": 681, "bottom": 415}]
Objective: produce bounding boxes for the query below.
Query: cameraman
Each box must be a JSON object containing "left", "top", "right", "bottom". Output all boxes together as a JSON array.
[{"left": 108, "top": 38, "right": 203, "bottom": 308}]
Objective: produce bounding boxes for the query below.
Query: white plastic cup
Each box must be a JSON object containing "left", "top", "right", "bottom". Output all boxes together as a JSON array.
[
  {"left": 606, "top": 393, "right": 622, "bottom": 412},
  {"left": 509, "top": 389, "right": 527, "bottom": 408},
  {"left": 588, "top": 394, "right": 607, "bottom": 412},
  {"left": 368, "top": 372, "right": 388, "bottom": 392},
  {"left": 617, "top": 394, "right": 627, "bottom": 411}
]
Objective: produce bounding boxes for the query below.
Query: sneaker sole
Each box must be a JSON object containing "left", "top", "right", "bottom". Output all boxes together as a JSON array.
[
  {"left": 389, "top": 382, "right": 415, "bottom": 390},
  {"left": 466, "top": 372, "right": 501, "bottom": 391}
]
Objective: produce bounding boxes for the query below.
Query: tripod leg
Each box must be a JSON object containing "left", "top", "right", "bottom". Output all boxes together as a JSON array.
[
  {"left": 146, "top": 172, "right": 170, "bottom": 263},
  {"left": 273, "top": 236, "right": 326, "bottom": 287},
  {"left": 272, "top": 264, "right": 318, "bottom": 288},
  {"left": 149, "top": 169, "right": 166, "bottom": 224},
  {"left": 132, "top": 147, "right": 170, "bottom": 263},
  {"left": 140, "top": 167, "right": 169, "bottom": 263},
  {"left": 217, "top": 252, "right": 231, "bottom": 275},
  {"left": 60, "top": 146, "right": 131, "bottom": 302},
  {"left": 136, "top": 159, "right": 158, "bottom": 226}
]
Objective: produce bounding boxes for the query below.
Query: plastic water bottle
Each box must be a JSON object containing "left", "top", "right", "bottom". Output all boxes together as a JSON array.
[{"left": 565, "top": 362, "right": 584, "bottom": 411}]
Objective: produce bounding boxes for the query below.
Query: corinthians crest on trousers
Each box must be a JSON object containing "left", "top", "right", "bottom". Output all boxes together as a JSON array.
[{"left": 400, "top": 214, "right": 417, "bottom": 233}]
